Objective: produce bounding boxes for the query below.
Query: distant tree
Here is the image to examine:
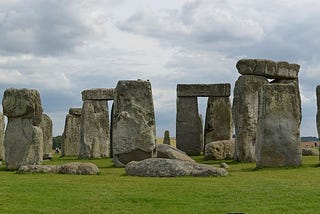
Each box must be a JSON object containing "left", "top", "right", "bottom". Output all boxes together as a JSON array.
[
  {"left": 301, "top": 136, "right": 318, "bottom": 142},
  {"left": 52, "top": 135, "right": 63, "bottom": 149}
]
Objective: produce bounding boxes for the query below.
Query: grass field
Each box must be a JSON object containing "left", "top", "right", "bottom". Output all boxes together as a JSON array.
[{"left": 1, "top": 155, "right": 320, "bottom": 213}]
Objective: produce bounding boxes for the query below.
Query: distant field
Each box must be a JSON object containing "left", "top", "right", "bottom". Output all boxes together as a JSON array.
[{"left": 1, "top": 155, "right": 320, "bottom": 213}]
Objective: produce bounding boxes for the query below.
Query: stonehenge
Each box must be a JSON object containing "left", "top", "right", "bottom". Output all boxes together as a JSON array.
[
  {"left": 79, "top": 88, "right": 114, "bottom": 159},
  {"left": 317, "top": 85, "right": 320, "bottom": 138},
  {"left": 233, "top": 59, "right": 301, "bottom": 167},
  {"left": 2, "top": 88, "right": 43, "bottom": 170},
  {"left": 112, "top": 80, "right": 156, "bottom": 167},
  {"left": 163, "top": 130, "right": 170, "bottom": 145},
  {"left": 40, "top": 114, "right": 53, "bottom": 160},
  {"left": 176, "top": 84, "right": 231, "bottom": 156},
  {"left": 0, "top": 112, "right": 5, "bottom": 161},
  {"left": 62, "top": 108, "right": 82, "bottom": 156}
]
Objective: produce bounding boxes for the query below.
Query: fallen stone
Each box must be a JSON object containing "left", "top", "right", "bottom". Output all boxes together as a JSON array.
[
  {"left": 82, "top": 88, "right": 114, "bottom": 101},
  {"left": 220, "top": 162, "right": 230, "bottom": 169},
  {"left": 204, "top": 139, "right": 235, "bottom": 160},
  {"left": 18, "top": 162, "right": 99, "bottom": 175},
  {"left": 302, "top": 148, "right": 319, "bottom": 156},
  {"left": 125, "top": 158, "right": 228, "bottom": 177},
  {"left": 156, "top": 144, "right": 195, "bottom": 162}
]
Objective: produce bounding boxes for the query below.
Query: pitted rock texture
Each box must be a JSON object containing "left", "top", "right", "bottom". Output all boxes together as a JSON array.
[
  {"left": 177, "top": 84, "right": 230, "bottom": 97},
  {"left": 112, "top": 80, "right": 156, "bottom": 167},
  {"left": 125, "top": 158, "right": 228, "bottom": 177},
  {"left": 82, "top": 88, "right": 114, "bottom": 101},
  {"left": 204, "top": 139, "right": 235, "bottom": 160},
  {"left": 236, "top": 59, "right": 300, "bottom": 79}
]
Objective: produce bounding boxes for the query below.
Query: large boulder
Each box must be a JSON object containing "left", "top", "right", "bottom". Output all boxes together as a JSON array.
[
  {"left": 232, "top": 75, "right": 268, "bottom": 162},
  {"left": 2, "top": 88, "right": 43, "bottom": 170},
  {"left": 256, "top": 83, "right": 301, "bottom": 167},
  {"left": 301, "top": 148, "right": 319, "bottom": 156},
  {"left": 40, "top": 114, "right": 53, "bottom": 160},
  {"left": 156, "top": 144, "right": 195, "bottom": 162},
  {"left": 204, "top": 139, "right": 235, "bottom": 160},
  {"left": 125, "top": 158, "right": 228, "bottom": 177},
  {"left": 79, "top": 100, "right": 110, "bottom": 158},
  {"left": 62, "top": 108, "right": 81, "bottom": 156},
  {"left": 112, "top": 80, "right": 156, "bottom": 167}
]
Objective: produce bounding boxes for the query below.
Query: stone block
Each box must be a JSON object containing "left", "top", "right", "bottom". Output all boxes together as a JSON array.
[
  {"left": 40, "top": 114, "right": 53, "bottom": 160},
  {"left": 69, "top": 108, "right": 82, "bottom": 116},
  {"left": 62, "top": 113, "right": 81, "bottom": 156},
  {"left": 81, "top": 88, "right": 114, "bottom": 101},
  {"left": 177, "top": 84, "right": 230, "bottom": 97}
]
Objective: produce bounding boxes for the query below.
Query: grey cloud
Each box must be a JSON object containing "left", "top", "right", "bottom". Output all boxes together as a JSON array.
[{"left": 0, "top": 0, "right": 90, "bottom": 56}]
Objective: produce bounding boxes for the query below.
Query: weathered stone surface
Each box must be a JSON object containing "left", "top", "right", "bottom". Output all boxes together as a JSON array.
[
  {"left": 40, "top": 114, "right": 53, "bottom": 160},
  {"left": 236, "top": 59, "right": 300, "bottom": 79},
  {"left": 112, "top": 80, "right": 156, "bottom": 167},
  {"left": 317, "top": 85, "right": 320, "bottom": 138},
  {"left": 232, "top": 75, "right": 268, "bottom": 162},
  {"left": 82, "top": 88, "right": 114, "bottom": 101},
  {"left": 62, "top": 112, "right": 81, "bottom": 156},
  {"left": 0, "top": 113, "right": 5, "bottom": 161},
  {"left": 79, "top": 100, "right": 110, "bottom": 159},
  {"left": 4, "top": 118, "right": 43, "bottom": 170},
  {"left": 3, "top": 88, "right": 44, "bottom": 170},
  {"left": 163, "top": 130, "right": 170, "bottom": 145},
  {"left": 125, "top": 158, "right": 228, "bottom": 177},
  {"left": 204, "top": 97, "right": 232, "bottom": 145},
  {"left": 177, "top": 84, "right": 230, "bottom": 97},
  {"left": 156, "top": 144, "right": 195, "bottom": 162},
  {"left": 256, "top": 83, "right": 301, "bottom": 167},
  {"left": 176, "top": 97, "right": 202, "bottom": 155},
  {"left": 302, "top": 148, "right": 319, "bottom": 156},
  {"left": 204, "top": 139, "right": 235, "bottom": 160},
  {"left": 18, "top": 162, "right": 99, "bottom": 175},
  {"left": 2, "top": 88, "right": 43, "bottom": 126},
  {"left": 59, "top": 162, "right": 99, "bottom": 175},
  {"left": 69, "top": 108, "right": 82, "bottom": 116}
]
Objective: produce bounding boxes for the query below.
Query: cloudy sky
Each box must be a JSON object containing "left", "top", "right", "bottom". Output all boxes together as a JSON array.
[{"left": 0, "top": 0, "right": 319, "bottom": 137}]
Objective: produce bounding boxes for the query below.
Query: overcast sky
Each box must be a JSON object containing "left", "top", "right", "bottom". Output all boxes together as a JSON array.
[{"left": 0, "top": 0, "right": 319, "bottom": 137}]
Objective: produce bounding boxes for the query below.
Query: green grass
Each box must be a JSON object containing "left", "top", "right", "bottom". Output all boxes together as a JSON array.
[{"left": 1, "top": 156, "right": 320, "bottom": 213}]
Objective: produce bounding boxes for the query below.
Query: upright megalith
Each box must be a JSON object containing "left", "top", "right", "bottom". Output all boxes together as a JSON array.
[
  {"left": 2, "top": 88, "right": 43, "bottom": 170},
  {"left": 40, "top": 114, "right": 53, "bottom": 160},
  {"left": 256, "top": 83, "right": 301, "bottom": 167},
  {"left": 232, "top": 75, "right": 268, "bottom": 162},
  {"left": 176, "top": 96, "right": 201, "bottom": 155},
  {"left": 62, "top": 108, "right": 81, "bottom": 156},
  {"left": 204, "top": 97, "right": 232, "bottom": 145},
  {"left": 316, "top": 85, "right": 320, "bottom": 138},
  {"left": 163, "top": 130, "right": 170, "bottom": 145},
  {"left": 79, "top": 88, "right": 114, "bottom": 159},
  {"left": 0, "top": 112, "right": 5, "bottom": 161},
  {"left": 233, "top": 59, "right": 301, "bottom": 164},
  {"left": 112, "top": 80, "right": 156, "bottom": 167},
  {"left": 176, "top": 84, "right": 230, "bottom": 156}
]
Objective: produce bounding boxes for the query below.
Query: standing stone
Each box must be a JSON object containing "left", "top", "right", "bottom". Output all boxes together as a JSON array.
[
  {"left": 112, "top": 80, "right": 156, "bottom": 167},
  {"left": 163, "top": 130, "right": 170, "bottom": 145},
  {"left": 204, "top": 97, "right": 232, "bottom": 146},
  {"left": 176, "top": 96, "right": 202, "bottom": 155},
  {"left": 232, "top": 75, "right": 268, "bottom": 162},
  {"left": 256, "top": 83, "right": 301, "bottom": 167},
  {"left": 2, "top": 88, "right": 43, "bottom": 170},
  {"left": 40, "top": 114, "right": 53, "bottom": 160},
  {"left": 79, "top": 100, "right": 109, "bottom": 158},
  {"left": 62, "top": 108, "right": 81, "bottom": 156},
  {"left": 0, "top": 112, "right": 5, "bottom": 161},
  {"left": 317, "top": 85, "right": 320, "bottom": 139}
]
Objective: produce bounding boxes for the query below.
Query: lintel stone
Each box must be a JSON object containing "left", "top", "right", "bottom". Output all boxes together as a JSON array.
[
  {"left": 82, "top": 88, "right": 114, "bottom": 101},
  {"left": 236, "top": 59, "right": 300, "bottom": 79},
  {"left": 177, "top": 84, "right": 230, "bottom": 97},
  {"left": 69, "top": 108, "right": 82, "bottom": 116}
]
